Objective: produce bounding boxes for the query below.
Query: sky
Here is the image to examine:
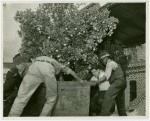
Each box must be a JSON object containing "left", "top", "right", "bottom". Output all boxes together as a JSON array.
[
  {"left": 3, "top": 3, "right": 40, "bottom": 62},
  {"left": 2, "top": 2, "right": 108, "bottom": 63}
]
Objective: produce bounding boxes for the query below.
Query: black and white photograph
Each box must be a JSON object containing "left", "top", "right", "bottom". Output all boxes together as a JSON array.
[{"left": 2, "top": 1, "right": 148, "bottom": 119}]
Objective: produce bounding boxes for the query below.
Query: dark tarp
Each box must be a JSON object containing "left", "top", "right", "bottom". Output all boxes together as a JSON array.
[{"left": 108, "top": 3, "right": 146, "bottom": 47}]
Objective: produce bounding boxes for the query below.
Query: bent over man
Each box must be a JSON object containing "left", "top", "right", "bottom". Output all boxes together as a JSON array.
[
  {"left": 8, "top": 56, "right": 84, "bottom": 117},
  {"left": 92, "top": 51, "right": 127, "bottom": 116}
]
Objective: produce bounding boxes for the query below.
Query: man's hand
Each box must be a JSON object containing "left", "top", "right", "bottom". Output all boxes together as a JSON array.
[
  {"left": 79, "top": 80, "right": 87, "bottom": 85},
  {"left": 91, "top": 82, "right": 97, "bottom": 86}
]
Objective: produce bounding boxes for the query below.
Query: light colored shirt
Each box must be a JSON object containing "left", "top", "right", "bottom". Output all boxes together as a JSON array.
[
  {"left": 90, "top": 70, "right": 110, "bottom": 91},
  {"left": 104, "top": 59, "right": 118, "bottom": 80},
  {"left": 35, "top": 56, "right": 72, "bottom": 75}
]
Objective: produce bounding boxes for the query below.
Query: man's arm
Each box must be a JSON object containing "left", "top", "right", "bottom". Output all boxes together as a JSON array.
[
  {"left": 69, "top": 70, "right": 83, "bottom": 82},
  {"left": 4, "top": 67, "right": 19, "bottom": 100},
  {"left": 92, "top": 63, "right": 113, "bottom": 86},
  {"left": 59, "top": 73, "right": 64, "bottom": 81},
  {"left": 61, "top": 66, "right": 84, "bottom": 84},
  {"left": 94, "top": 75, "right": 107, "bottom": 86}
]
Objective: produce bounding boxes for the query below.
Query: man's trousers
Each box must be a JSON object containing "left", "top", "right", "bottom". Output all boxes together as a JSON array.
[
  {"left": 101, "top": 77, "right": 127, "bottom": 116},
  {"left": 90, "top": 91, "right": 106, "bottom": 115},
  {"left": 8, "top": 61, "right": 57, "bottom": 117}
]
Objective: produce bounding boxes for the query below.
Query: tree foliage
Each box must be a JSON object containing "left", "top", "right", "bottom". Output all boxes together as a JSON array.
[{"left": 14, "top": 3, "right": 119, "bottom": 79}]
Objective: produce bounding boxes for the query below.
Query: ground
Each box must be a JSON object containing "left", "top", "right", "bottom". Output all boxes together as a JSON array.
[{"left": 110, "top": 99, "right": 145, "bottom": 116}]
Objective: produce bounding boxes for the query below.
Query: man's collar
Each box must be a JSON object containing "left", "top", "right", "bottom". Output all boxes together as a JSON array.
[{"left": 107, "top": 59, "right": 111, "bottom": 64}]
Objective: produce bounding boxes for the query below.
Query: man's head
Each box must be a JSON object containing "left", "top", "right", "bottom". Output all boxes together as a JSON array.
[
  {"left": 98, "top": 51, "right": 110, "bottom": 66},
  {"left": 91, "top": 69, "right": 100, "bottom": 78},
  {"left": 89, "top": 64, "right": 100, "bottom": 78}
]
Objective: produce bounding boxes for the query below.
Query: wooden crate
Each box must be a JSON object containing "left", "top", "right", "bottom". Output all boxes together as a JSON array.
[
  {"left": 21, "top": 81, "right": 92, "bottom": 116},
  {"left": 52, "top": 81, "right": 91, "bottom": 116}
]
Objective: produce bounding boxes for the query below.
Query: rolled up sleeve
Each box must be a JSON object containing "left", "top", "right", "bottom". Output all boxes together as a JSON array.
[
  {"left": 104, "top": 60, "right": 118, "bottom": 80},
  {"left": 90, "top": 76, "right": 98, "bottom": 82},
  {"left": 61, "top": 65, "right": 72, "bottom": 75},
  {"left": 104, "top": 65, "right": 113, "bottom": 80}
]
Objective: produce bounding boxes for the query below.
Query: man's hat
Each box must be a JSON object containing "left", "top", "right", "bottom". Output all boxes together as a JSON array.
[{"left": 99, "top": 51, "right": 110, "bottom": 59}]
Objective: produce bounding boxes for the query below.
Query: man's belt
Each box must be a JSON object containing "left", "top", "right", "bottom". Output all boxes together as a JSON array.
[
  {"left": 110, "top": 75, "right": 125, "bottom": 84},
  {"left": 35, "top": 60, "right": 51, "bottom": 64}
]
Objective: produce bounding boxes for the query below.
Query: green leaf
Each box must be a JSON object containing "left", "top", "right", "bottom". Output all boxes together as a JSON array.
[{"left": 16, "top": 3, "right": 120, "bottom": 80}]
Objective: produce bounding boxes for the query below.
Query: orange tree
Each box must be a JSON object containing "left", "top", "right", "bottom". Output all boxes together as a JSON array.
[{"left": 14, "top": 3, "right": 119, "bottom": 80}]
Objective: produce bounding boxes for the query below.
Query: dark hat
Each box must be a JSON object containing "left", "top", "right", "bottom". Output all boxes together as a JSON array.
[{"left": 99, "top": 51, "right": 110, "bottom": 59}]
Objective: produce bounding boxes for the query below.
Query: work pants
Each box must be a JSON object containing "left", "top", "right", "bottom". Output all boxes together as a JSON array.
[
  {"left": 101, "top": 77, "right": 127, "bottom": 116},
  {"left": 90, "top": 90, "right": 115, "bottom": 116},
  {"left": 90, "top": 91, "right": 106, "bottom": 115}
]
